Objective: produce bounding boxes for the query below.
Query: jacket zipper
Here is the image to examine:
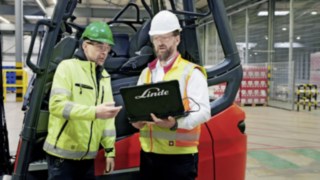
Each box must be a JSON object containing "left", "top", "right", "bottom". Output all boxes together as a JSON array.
[
  {"left": 81, "top": 121, "right": 94, "bottom": 160},
  {"left": 54, "top": 120, "right": 69, "bottom": 149},
  {"left": 101, "top": 86, "right": 105, "bottom": 104},
  {"left": 90, "top": 64, "right": 98, "bottom": 105},
  {"left": 81, "top": 63, "right": 98, "bottom": 159}
]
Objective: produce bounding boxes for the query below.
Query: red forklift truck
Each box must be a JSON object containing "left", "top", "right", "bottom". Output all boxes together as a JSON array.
[{"left": 0, "top": 0, "right": 246, "bottom": 179}]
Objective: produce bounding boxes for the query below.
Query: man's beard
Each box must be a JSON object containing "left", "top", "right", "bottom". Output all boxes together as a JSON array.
[{"left": 156, "top": 46, "right": 174, "bottom": 61}]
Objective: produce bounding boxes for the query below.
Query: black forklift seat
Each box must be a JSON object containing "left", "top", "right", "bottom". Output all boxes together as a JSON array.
[
  {"left": 112, "top": 76, "right": 140, "bottom": 138},
  {"left": 104, "top": 19, "right": 155, "bottom": 79},
  {"left": 111, "top": 33, "right": 130, "bottom": 58},
  {"left": 49, "top": 37, "right": 79, "bottom": 73}
]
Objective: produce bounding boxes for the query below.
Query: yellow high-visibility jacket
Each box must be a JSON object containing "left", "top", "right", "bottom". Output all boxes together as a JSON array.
[
  {"left": 138, "top": 54, "right": 207, "bottom": 154},
  {"left": 43, "top": 59, "right": 115, "bottom": 160}
]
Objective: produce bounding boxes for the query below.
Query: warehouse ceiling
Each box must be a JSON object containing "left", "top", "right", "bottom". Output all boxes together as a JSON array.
[
  {"left": 0, "top": 0, "right": 318, "bottom": 28},
  {"left": 0, "top": 0, "right": 319, "bottom": 29},
  {"left": 0, "top": 0, "right": 320, "bottom": 57},
  {"left": 0, "top": 0, "right": 200, "bottom": 27},
  {"left": 0, "top": 0, "right": 285, "bottom": 28}
]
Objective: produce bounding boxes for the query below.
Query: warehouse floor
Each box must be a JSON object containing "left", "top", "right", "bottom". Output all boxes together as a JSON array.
[
  {"left": 244, "top": 106, "right": 320, "bottom": 180},
  {"left": 4, "top": 95, "right": 320, "bottom": 180}
]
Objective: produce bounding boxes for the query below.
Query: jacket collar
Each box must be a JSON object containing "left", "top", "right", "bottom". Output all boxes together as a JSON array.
[
  {"left": 74, "top": 45, "right": 109, "bottom": 78},
  {"left": 73, "top": 46, "right": 88, "bottom": 61}
]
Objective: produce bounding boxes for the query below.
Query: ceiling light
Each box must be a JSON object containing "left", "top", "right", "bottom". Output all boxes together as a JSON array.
[
  {"left": 275, "top": 11, "right": 290, "bottom": 16},
  {"left": 236, "top": 42, "right": 257, "bottom": 49},
  {"left": 296, "top": 36, "right": 301, "bottom": 40},
  {"left": 282, "top": 27, "right": 287, "bottom": 31},
  {"left": 52, "top": 0, "right": 57, "bottom": 4},
  {"left": 257, "top": 11, "right": 289, "bottom": 16},
  {"left": 25, "top": 15, "right": 45, "bottom": 20},
  {"left": 257, "top": 11, "right": 268, "bottom": 16},
  {"left": 311, "top": 11, "right": 317, "bottom": 15},
  {"left": 0, "top": 16, "right": 10, "bottom": 23},
  {"left": 35, "top": 0, "right": 46, "bottom": 14},
  {"left": 274, "top": 42, "right": 304, "bottom": 48}
]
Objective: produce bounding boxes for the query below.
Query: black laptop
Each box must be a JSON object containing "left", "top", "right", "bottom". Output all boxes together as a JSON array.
[{"left": 119, "top": 80, "right": 188, "bottom": 122}]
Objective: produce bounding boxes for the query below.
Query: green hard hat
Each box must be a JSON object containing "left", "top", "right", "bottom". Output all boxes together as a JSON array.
[{"left": 81, "top": 21, "right": 114, "bottom": 45}]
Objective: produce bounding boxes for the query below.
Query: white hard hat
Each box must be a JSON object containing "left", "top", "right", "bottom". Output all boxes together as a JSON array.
[{"left": 149, "top": 10, "right": 182, "bottom": 36}]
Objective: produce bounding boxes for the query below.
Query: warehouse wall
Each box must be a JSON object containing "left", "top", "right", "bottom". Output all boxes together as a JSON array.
[
  {"left": 198, "top": 0, "right": 320, "bottom": 109},
  {"left": 1, "top": 34, "right": 40, "bottom": 67}
]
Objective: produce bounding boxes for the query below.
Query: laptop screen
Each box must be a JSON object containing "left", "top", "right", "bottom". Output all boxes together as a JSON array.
[{"left": 119, "top": 80, "right": 185, "bottom": 122}]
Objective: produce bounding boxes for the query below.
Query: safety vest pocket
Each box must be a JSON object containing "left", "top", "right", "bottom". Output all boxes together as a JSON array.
[{"left": 75, "top": 83, "right": 94, "bottom": 94}]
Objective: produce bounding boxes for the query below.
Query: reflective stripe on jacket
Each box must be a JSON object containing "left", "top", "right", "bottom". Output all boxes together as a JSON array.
[
  {"left": 43, "top": 59, "right": 116, "bottom": 160},
  {"left": 138, "top": 55, "right": 207, "bottom": 154}
]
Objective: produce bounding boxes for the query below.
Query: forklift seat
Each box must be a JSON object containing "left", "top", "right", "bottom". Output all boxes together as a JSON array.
[
  {"left": 104, "top": 19, "right": 155, "bottom": 79},
  {"left": 111, "top": 33, "right": 130, "bottom": 58},
  {"left": 49, "top": 37, "right": 79, "bottom": 73},
  {"left": 111, "top": 76, "right": 140, "bottom": 139}
]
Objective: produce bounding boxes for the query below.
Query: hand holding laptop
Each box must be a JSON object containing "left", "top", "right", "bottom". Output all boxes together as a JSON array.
[
  {"left": 96, "top": 102, "right": 122, "bottom": 119},
  {"left": 150, "top": 113, "right": 176, "bottom": 128},
  {"left": 131, "top": 113, "right": 176, "bottom": 129}
]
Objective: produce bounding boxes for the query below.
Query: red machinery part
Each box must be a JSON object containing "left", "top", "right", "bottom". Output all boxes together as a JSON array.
[{"left": 95, "top": 104, "right": 246, "bottom": 180}]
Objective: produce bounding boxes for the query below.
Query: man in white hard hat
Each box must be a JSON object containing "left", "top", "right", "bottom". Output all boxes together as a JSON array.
[{"left": 132, "top": 10, "right": 211, "bottom": 180}]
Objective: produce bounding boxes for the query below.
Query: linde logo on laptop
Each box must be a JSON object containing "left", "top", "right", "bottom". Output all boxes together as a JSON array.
[{"left": 135, "top": 87, "right": 169, "bottom": 99}]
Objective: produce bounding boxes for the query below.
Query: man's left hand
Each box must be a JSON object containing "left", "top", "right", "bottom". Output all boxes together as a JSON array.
[
  {"left": 150, "top": 113, "right": 176, "bottom": 128},
  {"left": 105, "top": 157, "right": 115, "bottom": 173}
]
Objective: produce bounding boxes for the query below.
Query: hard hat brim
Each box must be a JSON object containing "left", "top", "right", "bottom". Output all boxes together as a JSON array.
[
  {"left": 86, "top": 37, "right": 115, "bottom": 46},
  {"left": 149, "top": 28, "right": 182, "bottom": 36}
]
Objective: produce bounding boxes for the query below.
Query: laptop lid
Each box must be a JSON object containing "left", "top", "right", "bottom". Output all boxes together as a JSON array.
[{"left": 119, "top": 80, "right": 186, "bottom": 122}]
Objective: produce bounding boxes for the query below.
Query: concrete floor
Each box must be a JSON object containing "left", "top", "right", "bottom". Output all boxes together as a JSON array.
[
  {"left": 244, "top": 106, "right": 320, "bottom": 180},
  {"left": 3, "top": 95, "right": 320, "bottom": 180},
  {"left": 4, "top": 97, "right": 24, "bottom": 156}
]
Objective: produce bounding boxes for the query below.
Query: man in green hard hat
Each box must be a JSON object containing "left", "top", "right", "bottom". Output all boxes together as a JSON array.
[{"left": 43, "top": 21, "right": 122, "bottom": 180}]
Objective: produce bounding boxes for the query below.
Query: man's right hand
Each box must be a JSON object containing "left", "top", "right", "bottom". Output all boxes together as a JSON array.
[{"left": 96, "top": 102, "right": 122, "bottom": 119}]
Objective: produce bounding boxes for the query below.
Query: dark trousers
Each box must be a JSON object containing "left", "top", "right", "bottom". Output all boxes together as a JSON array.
[
  {"left": 140, "top": 150, "right": 198, "bottom": 180},
  {"left": 46, "top": 154, "right": 95, "bottom": 180}
]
